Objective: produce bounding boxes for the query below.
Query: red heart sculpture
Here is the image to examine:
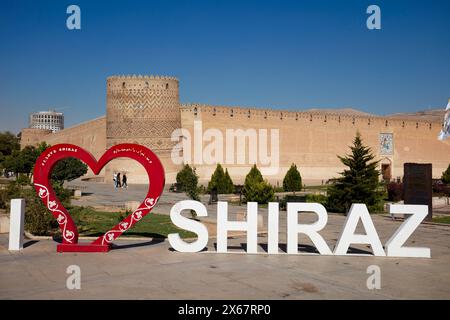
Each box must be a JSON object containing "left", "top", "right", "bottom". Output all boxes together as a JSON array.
[{"left": 33, "top": 143, "right": 165, "bottom": 253}]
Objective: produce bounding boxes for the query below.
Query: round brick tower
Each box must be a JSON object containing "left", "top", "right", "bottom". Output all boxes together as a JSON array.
[{"left": 106, "top": 75, "right": 182, "bottom": 183}]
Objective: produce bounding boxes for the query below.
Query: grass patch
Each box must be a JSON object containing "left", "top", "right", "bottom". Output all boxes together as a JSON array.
[
  {"left": 432, "top": 216, "right": 450, "bottom": 224},
  {"left": 68, "top": 206, "right": 196, "bottom": 239}
]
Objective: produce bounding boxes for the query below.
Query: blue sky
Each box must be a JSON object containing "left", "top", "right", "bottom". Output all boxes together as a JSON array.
[{"left": 0, "top": 0, "right": 449, "bottom": 133}]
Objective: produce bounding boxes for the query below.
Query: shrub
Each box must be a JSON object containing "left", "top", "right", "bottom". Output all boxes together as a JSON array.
[
  {"left": 176, "top": 164, "right": 200, "bottom": 201},
  {"left": 207, "top": 164, "right": 234, "bottom": 194},
  {"left": 442, "top": 164, "right": 450, "bottom": 184},
  {"left": 16, "top": 174, "right": 31, "bottom": 186},
  {"left": 305, "top": 194, "right": 328, "bottom": 206},
  {"left": 197, "top": 184, "right": 207, "bottom": 194},
  {"left": 0, "top": 189, "right": 8, "bottom": 209},
  {"left": 243, "top": 165, "right": 274, "bottom": 204},
  {"left": 1, "top": 180, "right": 68, "bottom": 235},
  {"left": 283, "top": 163, "right": 302, "bottom": 193},
  {"left": 387, "top": 182, "right": 403, "bottom": 201},
  {"left": 244, "top": 180, "right": 275, "bottom": 204},
  {"left": 243, "top": 165, "right": 263, "bottom": 192},
  {"left": 23, "top": 188, "right": 58, "bottom": 236},
  {"left": 433, "top": 182, "right": 450, "bottom": 197},
  {"left": 0, "top": 181, "right": 22, "bottom": 211},
  {"left": 279, "top": 194, "right": 306, "bottom": 210},
  {"left": 52, "top": 182, "right": 72, "bottom": 206},
  {"left": 273, "top": 185, "right": 284, "bottom": 193},
  {"left": 117, "top": 210, "right": 131, "bottom": 223}
]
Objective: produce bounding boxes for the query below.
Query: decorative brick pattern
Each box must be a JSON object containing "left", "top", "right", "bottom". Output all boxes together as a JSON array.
[{"left": 106, "top": 76, "right": 181, "bottom": 153}]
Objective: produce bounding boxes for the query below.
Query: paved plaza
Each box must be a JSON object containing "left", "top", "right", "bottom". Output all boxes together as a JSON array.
[
  {"left": 68, "top": 180, "right": 254, "bottom": 223},
  {"left": 1, "top": 181, "right": 450, "bottom": 299}
]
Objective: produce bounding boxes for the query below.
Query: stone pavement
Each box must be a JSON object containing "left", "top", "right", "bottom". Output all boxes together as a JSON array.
[{"left": 1, "top": 210, "right": 450, "bottom": 299}]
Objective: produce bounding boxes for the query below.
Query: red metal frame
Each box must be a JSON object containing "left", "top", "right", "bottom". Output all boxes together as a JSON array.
[{"left": 33, "top": 143, "right": 165, "bottom": 253}]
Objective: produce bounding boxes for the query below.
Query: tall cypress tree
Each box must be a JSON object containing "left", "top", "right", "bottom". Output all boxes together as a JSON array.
[{"left": 327, "top": 132, "right": 383, "bottom": 213}]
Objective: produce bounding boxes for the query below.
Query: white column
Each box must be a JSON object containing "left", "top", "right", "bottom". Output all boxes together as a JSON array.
[{"left": 9, "top": 199, "right": 25, "bottom": 251}]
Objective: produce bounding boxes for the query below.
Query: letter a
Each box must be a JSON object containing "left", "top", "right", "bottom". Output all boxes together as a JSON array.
[
  {"left": 366, "top": 265, "right": 381, "bottom": 290},
  {"left": 66, "top": 265, "right": 81, "bottom": 290},
  {"left": 334, "top": 204, "right": 386, "bottom": 256},
  {"left": 66, "top": 5, "right": 81, "bottom": 30},
  {"left": 366, "top": 5, "right": 381, "bottom": 30}
]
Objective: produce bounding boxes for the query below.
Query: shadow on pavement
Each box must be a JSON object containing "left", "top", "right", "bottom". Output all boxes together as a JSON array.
[
  {"left": 210, "top": 242, "right": 373, "bottom": 255},
  {"left": 111, "top": 237, "right": 165, "bottom": 250},
  {"left": 23, "top": 240, "right": 39, "bottom": 248}
]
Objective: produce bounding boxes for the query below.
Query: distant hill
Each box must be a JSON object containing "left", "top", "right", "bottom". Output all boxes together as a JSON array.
[
  {"left": 303, "top": 108, "right": 376, "bottom": 117},
  {"left": 303, "top": 107, "right": 446, "bottom": 123},
  {"left": 387, "top": 109, "right": 446, "bottom": 122}
]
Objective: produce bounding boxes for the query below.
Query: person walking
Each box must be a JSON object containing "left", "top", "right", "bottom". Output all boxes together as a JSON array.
[
  {"left": 113, "top": 172, "right": 117, "bottom": 188},
  {"left": 117, "top": 172, "right": 122, "bottom": 188},
  {"left": 122, "top": 173, "right": 128, "bottom": 188}
]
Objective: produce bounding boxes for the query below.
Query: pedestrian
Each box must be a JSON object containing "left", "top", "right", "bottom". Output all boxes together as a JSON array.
[
  {"left": 113, "top": 171, "right": 117, "bottom": 188},
  {"left": 117, "top": 172, "right": 121, "bottom": 188},
  {"left": 122, "top": 173, "right": 128, "bottom": 188}
]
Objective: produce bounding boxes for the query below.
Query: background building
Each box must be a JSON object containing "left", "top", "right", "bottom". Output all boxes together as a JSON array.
[{"left": 29, "top": 110, "right": 64, "bottom": 132}]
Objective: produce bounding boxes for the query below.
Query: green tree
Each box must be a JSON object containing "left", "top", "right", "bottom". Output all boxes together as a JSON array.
[
  {"left": 327, "top": 132, "right": 383, "bottom": 213},
  {"left": 0, "top": 131, "right": 20, "bottom": 167},
  {"left": 442, "top": 164, "right": 450, "bottom": 184},
  {"left": 176, "top": 164, "right": 200, "bottom": 201},
  {"left": 243, "top": 164, "right": 275, "bottom": 204},
  {"left": 207, "top": 164, "right": 234, "bottom": 194},
  {"left": 51, "top": 157, "right": 88, "bottom": 185},
  {"left": 3, "top": 146, "right": 39, "bottom": 176},
  {"left": 244, "top": 164, "right": 263, "bottom": 188},
  {"left": 3, "top": 141, "right": 87, "bottom": 183},
  {"left": 283, "top": 163, "right": 302, "bottom": 193},
  {"left": 36, "top": 141, "right": 50, "bottom": 154}
]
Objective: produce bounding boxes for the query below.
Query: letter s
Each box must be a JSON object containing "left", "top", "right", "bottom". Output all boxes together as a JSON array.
[{"left": 168, "top": 200, "right": 209, "bottom": 252}]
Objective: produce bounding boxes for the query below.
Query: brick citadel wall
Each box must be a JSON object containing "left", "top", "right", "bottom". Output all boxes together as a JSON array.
[
  {"left": 21, "top": 128, "right": 53, "bottom": 147},
  {"left": 21, "top": 117, "right": 107, "bottom": 179},
  {"left": 180, "top": 104, "right": 450, "bottom": 185}
]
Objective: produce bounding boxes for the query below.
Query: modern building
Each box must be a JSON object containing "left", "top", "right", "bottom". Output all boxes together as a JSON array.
[{"left": 29, "top": 110, "right": 64, "bottom": 132}]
